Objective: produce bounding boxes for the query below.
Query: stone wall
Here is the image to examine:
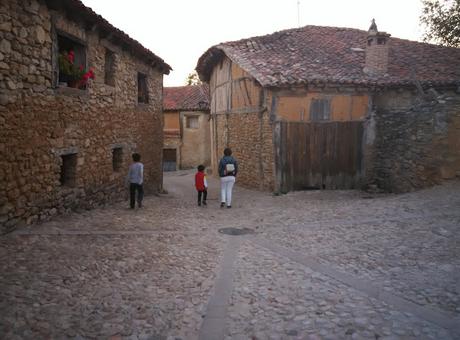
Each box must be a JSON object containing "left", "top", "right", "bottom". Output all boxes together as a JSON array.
[
  {"left": 208, "top": 56, "right": 275, "bottom": 191},
  {"left": 181, "top": 111, "right": 210, "bottom": 169},
  {"left": 0, "top": 0, "right": 165, "bottom": 231},
  {"left": 212, "top": 110, "right": 275, "bottom": 191},
  {"left": 367, "top": 89, "right": 460, "bottom": 192}
]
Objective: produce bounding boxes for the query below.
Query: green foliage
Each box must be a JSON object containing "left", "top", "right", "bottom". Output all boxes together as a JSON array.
[
  {"left": 420, "top": 0, "right": 460, "bottom": 47},
  {"left": 58, "top": 50, "right": 94, "bottom": 89},
  {"left": 58, "top": 51, "right": 84, "bottom": 80},
  {"left": 186, "top": 71, "right": 202, "bottom": 85}
]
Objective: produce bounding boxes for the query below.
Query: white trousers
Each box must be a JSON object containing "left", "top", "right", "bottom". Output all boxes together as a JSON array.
[{"left": 220, "top": 176, "right": 236, "bottom": 206}]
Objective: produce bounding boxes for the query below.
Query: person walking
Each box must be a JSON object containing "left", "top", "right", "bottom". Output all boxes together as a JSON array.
[
  {"left": 127, "top": 153, "right": 144, "bottom": 209},
  {"left": 195, "top": 164, "right": 208, "bottom": 206},
  {"left": 218, "top": 148, "right": 238, "bottom": 208}
]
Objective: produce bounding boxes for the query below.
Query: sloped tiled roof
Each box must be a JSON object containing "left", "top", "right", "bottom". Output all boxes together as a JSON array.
[
  {"left": 45, "top": 0, "right": 171, "bottom": 74},
  {"left": 163, "top": 84, "right": 210, "bottom": 111},
  {"left": 196, "top": 25, "right": 460, "bottom": 88}
]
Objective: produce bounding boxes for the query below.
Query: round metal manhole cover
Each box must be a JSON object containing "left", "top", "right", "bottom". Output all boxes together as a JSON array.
[{"left": 218, "top": 227, "right": 254, "bottom": 236}]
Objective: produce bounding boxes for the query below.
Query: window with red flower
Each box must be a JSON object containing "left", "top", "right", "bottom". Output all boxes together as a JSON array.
[{"left": 57, "top": 33, "right": 95, "bottom": 89}]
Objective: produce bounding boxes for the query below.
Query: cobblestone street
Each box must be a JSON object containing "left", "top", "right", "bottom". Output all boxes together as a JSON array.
[{"left": 1, "top": 171, "right": 459, "bottom": 340}]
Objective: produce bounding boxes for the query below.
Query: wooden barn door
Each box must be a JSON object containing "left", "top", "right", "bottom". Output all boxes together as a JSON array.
[{"left": 276, "top": 121, "right": 364, "bottom": 192}]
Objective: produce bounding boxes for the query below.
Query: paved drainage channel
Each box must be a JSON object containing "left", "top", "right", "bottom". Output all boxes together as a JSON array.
[{"left": 218, "top": 227, "right": 254, "bottom": 236}]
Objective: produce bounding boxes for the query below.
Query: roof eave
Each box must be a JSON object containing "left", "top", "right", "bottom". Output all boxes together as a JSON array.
[{"left": 46, "top": 0, "right": 172, "bottom": 74}]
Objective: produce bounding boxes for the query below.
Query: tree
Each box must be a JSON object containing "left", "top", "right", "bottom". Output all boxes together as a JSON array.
[
  {"left": 420, "top": 0, "right": 460, "bottom": 47},
  {"left": 186, "top": 71, "right": 202, "bottom": 86}
]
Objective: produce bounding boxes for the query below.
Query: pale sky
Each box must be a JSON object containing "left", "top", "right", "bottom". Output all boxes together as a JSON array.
[{"left": 81, "top": 0, "right": 425, "bottom": 86}]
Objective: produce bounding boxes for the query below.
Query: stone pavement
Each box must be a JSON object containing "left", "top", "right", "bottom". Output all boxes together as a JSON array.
[{"left": 1, "top": 170, "right": 459, "bottom": 339}]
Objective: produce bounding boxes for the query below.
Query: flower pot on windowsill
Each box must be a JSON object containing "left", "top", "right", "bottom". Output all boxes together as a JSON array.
[
  {"left": 60, "top": 78, "right": 84, "bottom": 90},
  {"left": 68, "top": 79, "right": 80, "bottom": 88},
  {"left": 59, "top": 74, "right": 80, "bottom": 88}
]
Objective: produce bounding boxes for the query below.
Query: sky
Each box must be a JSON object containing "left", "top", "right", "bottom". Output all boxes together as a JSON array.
[{"left": 81, "top": 0, "right": 425, "bottom": 87}]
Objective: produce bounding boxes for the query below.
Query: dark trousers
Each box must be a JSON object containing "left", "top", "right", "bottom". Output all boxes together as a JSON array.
[
  {"left": 130, "top": 183, "right": 144, "bottom": 208},
  {"left": 197, "top": 190, "right": 207, "bottom": 204}
]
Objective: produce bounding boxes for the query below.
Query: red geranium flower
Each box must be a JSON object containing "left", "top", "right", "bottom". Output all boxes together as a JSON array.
[
  {"left": 82, "top": 68, "right": 95, "bottom": 83},
  {"left": 68, "top": 50, "right": 75, "bottom": 64}
]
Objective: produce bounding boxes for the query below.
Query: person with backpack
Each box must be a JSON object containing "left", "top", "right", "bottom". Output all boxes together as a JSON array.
[{"left": 218, "top": 148, "right": 238, "bottom": 208}]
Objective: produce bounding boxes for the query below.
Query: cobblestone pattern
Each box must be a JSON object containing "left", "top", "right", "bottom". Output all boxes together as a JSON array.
[
  {"left": 0, "top": 0, "right": 165, "bottom": 232},
  {"left": 0, "top": 186, "right": 226, "bottom": 339},
  {"left": 246, "top": 184, "right": 460, "bottom": 316},
  {"left": 1, "top": 171, "right": 459, "bottom": 339},
  {"left": 225, "top": 242, "right": 453, "bottom": 339}
]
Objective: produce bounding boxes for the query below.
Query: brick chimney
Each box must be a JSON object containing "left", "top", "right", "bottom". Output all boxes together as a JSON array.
[{"left": 364, "top": 19, "right": 391, "bottom": 76}]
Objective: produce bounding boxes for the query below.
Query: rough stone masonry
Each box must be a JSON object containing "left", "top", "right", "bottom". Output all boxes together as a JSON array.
[
  {"left": 0, "top": 0, "right": 171, "bottom": 232},
  {"left": 367, "top": 89, "right": 460, "bottom": 193}
]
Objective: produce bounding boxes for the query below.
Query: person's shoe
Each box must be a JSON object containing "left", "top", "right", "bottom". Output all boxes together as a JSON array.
[
  {"left": 220, "top": 202, "right": 225, "bottom": 208},
  {"left": 202, "top": 201, "right": 207, "bottom": 206},
  {"left": 198, "top": 202, "right": 201, "bottom": 206},
  {"left": 138, "top": 202, "right": 142, "bottom": 208},
  {"left": 227, "top": 205, "right": 232, "bottom": 209}
]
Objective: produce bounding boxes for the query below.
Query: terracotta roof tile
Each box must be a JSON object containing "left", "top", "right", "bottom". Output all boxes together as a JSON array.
[
  {"left": 163, "top": 84, "right": 210, "bottom": 111},
  {"left": 196, "top": 25, "right": 460, "bottom": 88}
]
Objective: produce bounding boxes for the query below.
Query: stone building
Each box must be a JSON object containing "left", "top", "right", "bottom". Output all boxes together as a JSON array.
[
  {"left": 163, "top": 84, "right": 210, "bottom": 171},
  {"left": 0, "top": 0, "right": 171, "bottom": 231},
  {"left": 196, "top": 22, "right": 460, "bottom": 193}
]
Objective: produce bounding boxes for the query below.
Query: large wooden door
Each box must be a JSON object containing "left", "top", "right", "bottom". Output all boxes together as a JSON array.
[{"left": 276, "top": 121, "right": 364, "bottom": 192}]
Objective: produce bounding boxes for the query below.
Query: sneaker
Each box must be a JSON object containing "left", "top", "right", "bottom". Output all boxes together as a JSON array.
[
  {"left": 227, "top": 205, "right": 232, "bottom": 209},
  {"left": 220, "top": 202, "right": 225, "bottom": 208},
  {"left": 202, "top": 201, "right": 207, "bottom": 206}
]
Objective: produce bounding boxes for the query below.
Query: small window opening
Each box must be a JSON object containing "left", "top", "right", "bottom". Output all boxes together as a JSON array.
[
  {"left": 112, "top": 147, "right": 123, "bottom": 172},
  {"left": 57, "top": 34, "right": 88, "bottom": 89},
  {"left": 377, "top": 37, "right": 386, "bottom": 45},
  {"left": 310, "top": 99, "right": 331, "bottom": 121},
  {"left": 104, "top": 49, "right": 116, "bottom": 86},
  {"left": 138, "top": 72, "right": 148, "bottom": 103},
  {"left": 60, "top": 153, "right": 77, "bottom": 187},
  {"left": 186, "top": 116, "right": 199, "bottom": 129}
]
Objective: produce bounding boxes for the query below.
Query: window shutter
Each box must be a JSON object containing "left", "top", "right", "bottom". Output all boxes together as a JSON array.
[{"left": 310, "top": 99, "right": 331, "bottom": 121}]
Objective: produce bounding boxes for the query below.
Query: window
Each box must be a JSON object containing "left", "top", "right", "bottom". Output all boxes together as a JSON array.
[
  {"left": 310, "top": 99, "right": 331, "bottom": 121},
  {"left": 186, "top": 116, "right": 199, "bottom": 129},
  {"left": 60, "top": 153, "right": 77, "bottom": 187},
  {"left": 104, "top": 49, "right": 115, "bottom": 86},
  {"left": 112, "top": 147, "right": 123, "bottom": 172},
  {"left": 138, "top": 72, "right": 148, "bottom": 103},
  {"left": 57, "top": 33, "right": 87, "bottom": 88}
]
